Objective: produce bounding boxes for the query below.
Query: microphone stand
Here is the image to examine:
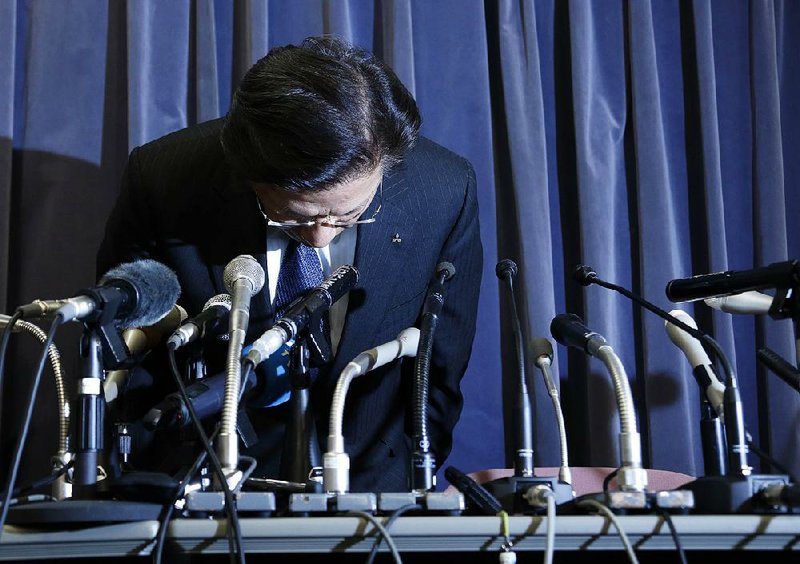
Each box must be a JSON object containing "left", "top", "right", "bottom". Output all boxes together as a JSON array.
[
  {"left": 482, "top": 260, "right": 573, "bottom": 513},
  {"left": 577, "top": 265, "right": 793, "bottom": 513},
  {"left": 279, "top": 340, "right": 322, "bottom": 492}
]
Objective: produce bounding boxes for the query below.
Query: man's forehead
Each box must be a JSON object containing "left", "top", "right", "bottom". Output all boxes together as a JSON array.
[{"left": 252, "top": 168, "right": 382, "bottom": 210}]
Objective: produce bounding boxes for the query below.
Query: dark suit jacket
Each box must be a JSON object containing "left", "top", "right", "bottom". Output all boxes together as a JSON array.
[{"left": 97, "top": 119, "right": 482, "bottom": 492}]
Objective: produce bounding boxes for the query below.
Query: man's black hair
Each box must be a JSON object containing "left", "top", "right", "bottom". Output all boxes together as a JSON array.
[{"left": 221, "top": 36, "right": 421, "bottom": 192}]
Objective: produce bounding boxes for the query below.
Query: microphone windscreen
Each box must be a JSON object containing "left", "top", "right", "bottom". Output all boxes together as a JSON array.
[
  {"left": 495, "top": 259, "right": 518, "bottom": 281},
  {"left": 101, "top": 259, "right": 181, "bottom": 329}
]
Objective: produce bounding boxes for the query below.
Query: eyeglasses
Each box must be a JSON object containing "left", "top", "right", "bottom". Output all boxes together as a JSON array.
[{"left": 262, "top": 181, "right": 383, "bottom": 229}]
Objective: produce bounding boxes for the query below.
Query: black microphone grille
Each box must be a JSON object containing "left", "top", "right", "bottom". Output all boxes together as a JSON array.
[
  {"left": 574, "top": 264, "right": 598, "bottom": 286},
  {"left": 495, "top": 259, "right": 518, "bottom": 281},
  {"left": 549, "top": 313, "right": 585, "bottom": 346},
  {"left": 435, "top": 261, "right": 456, "bottom": 281}
]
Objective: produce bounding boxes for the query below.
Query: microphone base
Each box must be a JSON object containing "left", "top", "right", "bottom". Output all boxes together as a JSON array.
[
  {"left": 482, "top": 475, "right": 575, "bottom": 514},
  {"left": 6, "top": 499, "right": 164, "bottom": 525},
  {"left": 684, "top": 473, "right": 792, "bottom": 514}
]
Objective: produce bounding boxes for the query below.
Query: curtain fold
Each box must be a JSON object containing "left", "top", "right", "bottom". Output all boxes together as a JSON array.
[{"left": 1, "top": 0, "right": 798, "bottom": 484}]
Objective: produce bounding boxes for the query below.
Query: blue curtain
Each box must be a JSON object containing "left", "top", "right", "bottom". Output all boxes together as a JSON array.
[{"left": 1, "top": 0, "right": 798, "bottom": 485}]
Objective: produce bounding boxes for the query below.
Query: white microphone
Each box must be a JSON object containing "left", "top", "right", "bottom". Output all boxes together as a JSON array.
[
  {"left": 665, "top": 310, "right": 726, "bottom": 417},
  {"left": 704, "top": 291, "right": 774, "bottom": 315},
  {"left": 324, "top": 327, "right": 421, "bottom": 493}
]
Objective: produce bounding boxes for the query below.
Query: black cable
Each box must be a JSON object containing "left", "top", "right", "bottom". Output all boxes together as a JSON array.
[
  {"left": 153, "top": 436, "right": 213, "bottom": 564},
  {"left": 0, "top": 315, "right": 61, "bottom": 540},
  {"left": 603, "top": 467, "right": 621, "bottom": 495},
  {"left": 655, "top": 507, "right": 688, "bottom": 564},
  {"left": 167, "top": 346, "right": 244, "bottom": 564},
  {"left": 12, "top": 459, "right": 74, "bottom": 498},
  {"left": 747, "top": 438, "right": 799, "bottom": 483}
]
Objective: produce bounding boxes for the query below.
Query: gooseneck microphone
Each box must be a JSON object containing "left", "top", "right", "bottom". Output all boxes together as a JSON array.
[
  {"left": 530, "top": 337, "right": 571, "bottom": 485},
  {"left": 218, "top": 255, "right": 265, "bottom": 477},
  {"left": 324, "top": 327, "right": 421, "bottom": 493},
  {"left": 496, "top": 259, "right": 534, "bottom": 478},
  {"left": 575, "top": 265, "right": 751, "bottom": 478},
  {"left": 245, "top": 265, "right": 359, "bottom": 367},
  {"left": 665, "top": 260, "right": 800, "bottom": 303},
  {"left": 411, "top": 261, "right": 455, "bottom": 493},
  {"left": 550, "top": 314, "right": 648, "bottom": 492}
]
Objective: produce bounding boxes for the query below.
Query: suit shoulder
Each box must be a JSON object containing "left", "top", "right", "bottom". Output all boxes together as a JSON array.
[
  {"left": 406, "top": 136, "right": 473, "bottom": 175},
  {"left": 131, "top": 119, "right": 226, "bottom": 172}
]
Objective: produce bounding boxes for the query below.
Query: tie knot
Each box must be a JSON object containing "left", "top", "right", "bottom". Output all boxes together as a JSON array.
[{"left": 274, "top": 240, "right": 324, "bottom": 319}]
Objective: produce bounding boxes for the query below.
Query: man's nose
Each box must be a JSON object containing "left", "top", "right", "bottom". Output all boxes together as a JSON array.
[{"left": 295, "top": 224, "right": 341, "bottom": 248}]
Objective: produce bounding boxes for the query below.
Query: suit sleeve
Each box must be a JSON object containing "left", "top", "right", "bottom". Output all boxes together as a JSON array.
[{"left": 426, "top": 159, "right": 483, "bottom": 466}]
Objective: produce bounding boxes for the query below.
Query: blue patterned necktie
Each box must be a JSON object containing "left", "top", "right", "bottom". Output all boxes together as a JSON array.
[
  {"left": 248, "top": 240, "right": 324, "bottom": 408},
  {"left": 274, "top": 240, "right": 324, "bottom": 319}
]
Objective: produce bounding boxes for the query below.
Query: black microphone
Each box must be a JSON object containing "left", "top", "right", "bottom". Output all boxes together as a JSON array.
[
  {"left": 16, "top": 259, "right": 181, "bottom": 328},
  {"left": 575, "top": 264, "right": 751, "bottom": 478},
  {"left": 167, "top": 294, "right": 231, "bottom": 350},
  {"left": 245, "top": 265, "right": 359, "bottom": 366},
  {"left": 665, "top": 260, "right": 800, "bottom": 303},
  {"left": 495, "top": 259, "right": 534, "bottom": 478},
  {"left": 143, "top": 370, "right": 257, "bottom": 430},
  {"left": 411, "top": 261, "right": 456, "bottom": 492},
  {"left": 549, "top": 313, "right": 608, "bottom": 357}
]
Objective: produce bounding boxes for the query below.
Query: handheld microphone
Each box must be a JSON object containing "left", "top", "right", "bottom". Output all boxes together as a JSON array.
[
  {"left": 664, "top": 310, "right": 726, "bottom": 417},
  {"left": 167, "top": 294, "right": 231, "bottom": 350},
  {"left": 704, "top": 291, "right": 774, "bottom": 315},
  {"left": 16, "top": 259, "right": 181, "bottom": 328},
  {"left": 143, "top": 370, "right": 257, "bottom": 430},
  {"left": 665, "top": 260, "right": 800, "bottom": 303},
  {"left": 105, "top": 304, "right": 188, "bottom": 404},
  {"left": 245, "top": 265, "right": 359, "bottom": 367}
]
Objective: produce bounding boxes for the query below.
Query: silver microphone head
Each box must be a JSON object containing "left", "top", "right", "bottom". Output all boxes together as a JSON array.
[
  {"left": 203, "top": 293, "right": 232, "bottom": 311},
  {"left": 223, "top": 255, "right": 265, "bottom": 295}
]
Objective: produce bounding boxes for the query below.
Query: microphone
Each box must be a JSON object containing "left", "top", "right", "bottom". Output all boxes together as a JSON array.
[
  {"left": 495, "top": 259, "right": 534, "bottom": 478},
  {"left": 167, "top": 294, "right": 231, "bottom": 350},
  {"left": 105, "top": 304, "right": 188, "bottom": 404},
  {"left": 324, "top": 327, "right": 421, "bottom": 493},
  {"left": 704, "top": 291, "right": 774, "bottom": 315},
  {"left": 143, "top": 370, "right": 257, "bottom": 430},
  {"left": 219, "top": 254, "right": 265, "bottom": 474},
  {"left": 575, "top": 264, "right": 752, "bottom": 480},
  {"left": 245, "top": 265, "right": 359, "bottom": 367},
  {"left": 664, "top": 310, "right": 726, "bottom": 417},
  {"left": 411, "top": 261, "right": 456, "bottom": 492},
  {"left": 530, "top": 337, "right": 571, "bottom": 485},
  {"left": 665, "top": 260, "right": 800, "bottom": 303},
  {"left": 550, "top": 313, "right": 648, "bottom": 492},
  {"left": 16, "top": 259, "right": 181, "bottom": 328}
]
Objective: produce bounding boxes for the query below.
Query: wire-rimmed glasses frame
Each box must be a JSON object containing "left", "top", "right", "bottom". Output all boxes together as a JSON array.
[{"left": 262, "top": 181, "right": 383, "bottom": 229}]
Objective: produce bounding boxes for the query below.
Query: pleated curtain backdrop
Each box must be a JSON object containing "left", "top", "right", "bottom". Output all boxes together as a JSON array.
[{"left": 0, "top": 0, "right": 798, "bottom": 486}]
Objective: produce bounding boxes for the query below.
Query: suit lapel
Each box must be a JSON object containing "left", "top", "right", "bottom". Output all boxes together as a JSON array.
[{"left": 333, "top": 172, "right": 418, "bottom": 374}]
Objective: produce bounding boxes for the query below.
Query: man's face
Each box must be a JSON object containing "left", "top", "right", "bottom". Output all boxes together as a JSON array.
[{"left": 252, "top": 166, "right": 383, "bottom": 248}]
